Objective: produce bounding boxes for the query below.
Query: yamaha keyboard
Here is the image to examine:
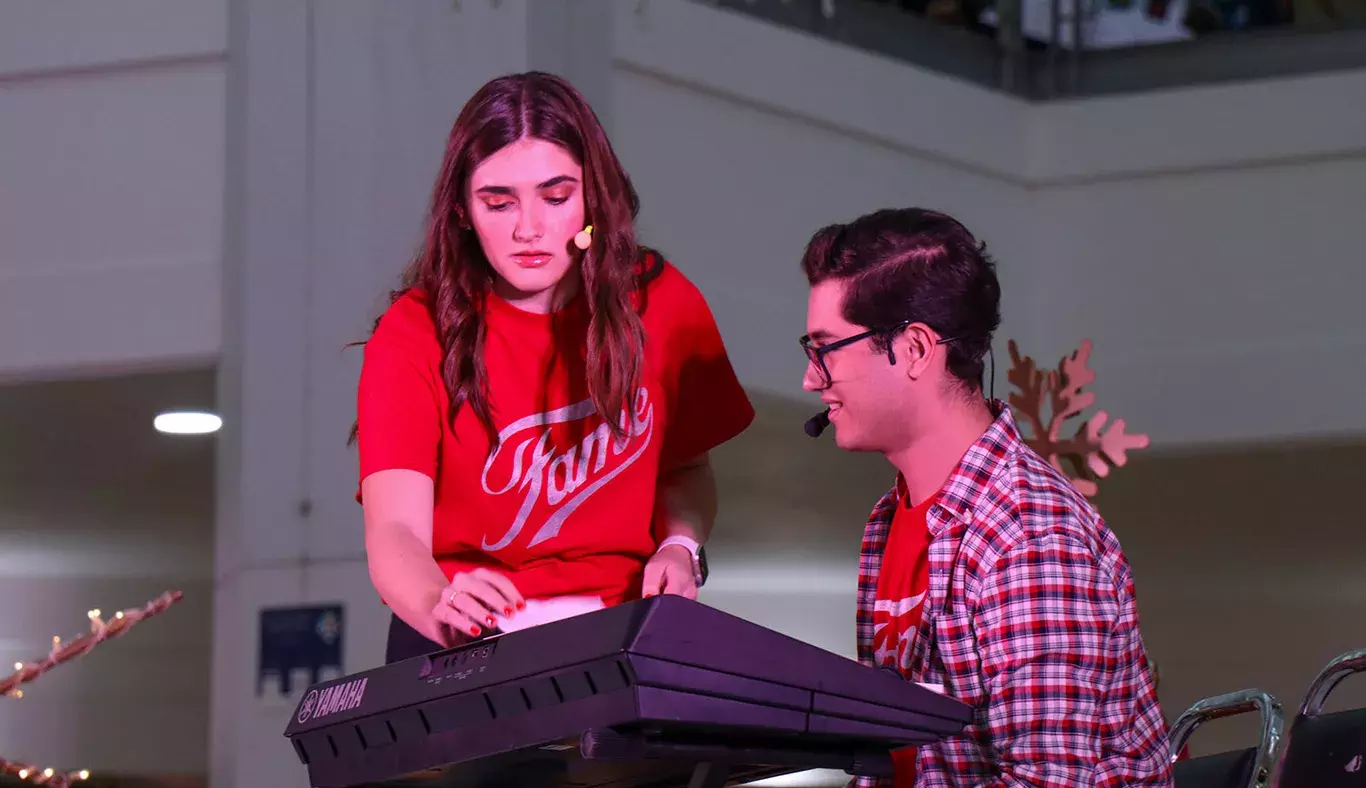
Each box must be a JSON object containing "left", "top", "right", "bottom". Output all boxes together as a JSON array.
[{"left": 284, "top": 595, "right": 972, "bottom": 787}]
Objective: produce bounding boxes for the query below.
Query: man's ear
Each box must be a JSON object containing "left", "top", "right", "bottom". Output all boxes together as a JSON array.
[{"left": 899, "top": 323, "right": 941, "bottom": 379}]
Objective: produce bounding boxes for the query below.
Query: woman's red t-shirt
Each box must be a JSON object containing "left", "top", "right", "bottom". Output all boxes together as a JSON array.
[{"left": 355, "top": 257, "right": 754, "bottom": 606}]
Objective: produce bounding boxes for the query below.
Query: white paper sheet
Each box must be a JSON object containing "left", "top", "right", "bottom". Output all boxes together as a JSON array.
[{"left": 493, "top": 595, "right": 606, "bottom": 633}]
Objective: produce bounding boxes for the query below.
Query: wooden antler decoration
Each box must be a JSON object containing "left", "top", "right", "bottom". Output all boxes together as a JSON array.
[{"left": 1006, "top": 339, "right": 1149, "bottom": 496}]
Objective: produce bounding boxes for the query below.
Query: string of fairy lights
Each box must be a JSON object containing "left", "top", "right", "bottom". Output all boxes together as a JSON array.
[{"left": 1, "top": 591, "right": 184, "bottom": 788}]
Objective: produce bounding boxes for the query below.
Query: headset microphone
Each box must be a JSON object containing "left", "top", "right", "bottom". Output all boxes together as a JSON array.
[{"left": 804, "top": 409, "right": 831, "bottom": 438}]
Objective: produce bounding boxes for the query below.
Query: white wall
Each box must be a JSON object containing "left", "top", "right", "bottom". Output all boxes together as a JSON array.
[
  {"left": 0, "top": 4, "right": 224, "bottom": 777},
  {"left": 611, "top": 0, "right": 1039, "bottom": 411},
  {"left": 1030, "top": 69, "right": 1366, "bottom": 446},
  {"left": 0, "top": 0, "right": 225, "bottom": 383}
]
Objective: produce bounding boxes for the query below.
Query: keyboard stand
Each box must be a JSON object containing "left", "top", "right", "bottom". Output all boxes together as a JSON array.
[
  {"left": 581, "top": 727, "right": 895, "bottom": 788},
  {"left": 684, "top": 763, "right": 728, "bottom": 788}
]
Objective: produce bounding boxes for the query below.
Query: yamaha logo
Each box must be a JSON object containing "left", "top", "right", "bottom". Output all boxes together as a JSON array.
[
  {"left": 297, "top": 690, "right": 319, "bottom": 723},
  {"left": 296, "top": 677, "right": 367, "bottom": 724}
]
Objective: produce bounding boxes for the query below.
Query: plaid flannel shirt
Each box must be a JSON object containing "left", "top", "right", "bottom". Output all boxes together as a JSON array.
[{"left": 853, "top": 402, "right": 1172, "bottom": 787}]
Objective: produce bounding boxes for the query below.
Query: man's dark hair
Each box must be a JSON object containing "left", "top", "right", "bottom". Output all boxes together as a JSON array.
[{"left": 800, "top": 207, "right": 1001, "bottom": 392}]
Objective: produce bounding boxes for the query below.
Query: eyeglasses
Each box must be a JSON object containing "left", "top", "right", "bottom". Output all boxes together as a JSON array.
[
  {"left": 799, "top": 321, "right": 910, "bottom": 388},
  {"left": 800, "top": 320, "right": 973, "bottom": 388}
]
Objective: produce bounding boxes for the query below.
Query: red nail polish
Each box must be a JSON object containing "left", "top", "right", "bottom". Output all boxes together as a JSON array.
[
  {"left": 485, "top": 616, "right": 496, "bottom": 627},
  {"left": 503, "top": 607, "right": 513, "bottom": 617},
  {"left": 517, "top": 601, "right": 526, "bottom": 610},
  {"left": 468, "top": 625, "right": 480, "bottom": 636}
]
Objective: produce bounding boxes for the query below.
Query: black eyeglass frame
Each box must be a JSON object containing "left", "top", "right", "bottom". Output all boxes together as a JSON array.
[{"left": 801, "top": 319, "right": 965, "bottom": 386}]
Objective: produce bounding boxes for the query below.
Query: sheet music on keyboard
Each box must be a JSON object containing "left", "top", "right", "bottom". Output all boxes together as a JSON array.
[{"left": 493, "top": 595, "right": 605, "bottom": 633}]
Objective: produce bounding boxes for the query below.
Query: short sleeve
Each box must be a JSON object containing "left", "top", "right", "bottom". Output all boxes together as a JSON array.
[
  {"left": 655, "top": 268, "right": 755, "bottom": 470},
  {"left": 356, "top": 294, "right": 445, "bottom": 489}
]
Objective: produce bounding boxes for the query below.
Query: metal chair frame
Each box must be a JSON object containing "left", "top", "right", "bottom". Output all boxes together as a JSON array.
[{"left": 1169, "top": 688, "right": 1285, "bottom": 788}]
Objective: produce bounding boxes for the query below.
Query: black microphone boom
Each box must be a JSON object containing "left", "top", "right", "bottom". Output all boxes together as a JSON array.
[{"left": 804, "top": 409, "right": 831, "bottom": 438}]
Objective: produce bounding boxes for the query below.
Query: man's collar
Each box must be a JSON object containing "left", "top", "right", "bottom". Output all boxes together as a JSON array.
[{"left": 925, "top": 399, "right": 1022, "bottom": 535}]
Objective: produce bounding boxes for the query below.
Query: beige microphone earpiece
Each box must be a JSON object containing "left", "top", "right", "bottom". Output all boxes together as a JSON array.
[{"left": 573, "top": 225, "right": 593, "bottom": 251}]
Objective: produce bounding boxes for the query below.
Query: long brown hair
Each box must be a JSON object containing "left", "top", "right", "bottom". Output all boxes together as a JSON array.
[{"left": 358, "top": 72, "right": 650, "bottom": 447}]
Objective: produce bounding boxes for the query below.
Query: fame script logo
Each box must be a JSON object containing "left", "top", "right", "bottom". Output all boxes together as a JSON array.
[
  {"left": 481, "top": 387, "right": 654, "bottom": 551},
  {"left": 296, "top": 677, "right": 367, "bottom": 724}
]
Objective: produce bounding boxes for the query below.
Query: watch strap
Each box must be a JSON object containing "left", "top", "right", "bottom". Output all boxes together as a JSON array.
[{"left": 658, "top": 535, "right": 706, "bottom": 586}]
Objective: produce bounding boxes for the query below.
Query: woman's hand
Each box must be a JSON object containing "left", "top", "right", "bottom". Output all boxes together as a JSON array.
[
  {"left": 432, "top": 568, "right": 526, "bottom": 638},
  {"left": 642, "top": 544, "right": 698, "bottom": 600}
]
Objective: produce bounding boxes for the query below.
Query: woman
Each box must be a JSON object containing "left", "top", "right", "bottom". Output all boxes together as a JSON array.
[{"left": 355, "top": 72, "right": 754, "bottom": 664}]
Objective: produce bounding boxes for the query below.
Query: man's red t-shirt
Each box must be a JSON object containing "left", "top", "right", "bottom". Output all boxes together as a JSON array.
[
  {"left": 355, "top": 257, "right": 754, "bottom": 606},
  {"left": 873, "top": 476, "right": 936, "bottom": 786}
]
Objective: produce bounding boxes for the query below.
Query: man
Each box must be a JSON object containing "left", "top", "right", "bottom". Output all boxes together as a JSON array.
[{"left": 798, "top": 208, "right": 1171, "bottom": 786}]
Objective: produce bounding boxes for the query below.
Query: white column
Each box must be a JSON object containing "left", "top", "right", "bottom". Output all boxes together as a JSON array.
[{"left": 213, "top": 2, "right": 616, "bottom": 786}]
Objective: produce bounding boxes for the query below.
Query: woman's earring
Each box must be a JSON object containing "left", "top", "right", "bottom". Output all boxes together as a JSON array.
[{"left": 573, "top": 225, "right": 593, "bottom": 251}]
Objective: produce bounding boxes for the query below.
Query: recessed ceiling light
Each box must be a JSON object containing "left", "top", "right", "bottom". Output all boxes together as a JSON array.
[{"left": 154, "top": 411, "right": 222, "bottom": 435}]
